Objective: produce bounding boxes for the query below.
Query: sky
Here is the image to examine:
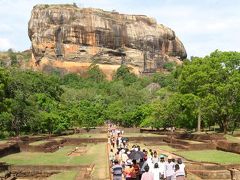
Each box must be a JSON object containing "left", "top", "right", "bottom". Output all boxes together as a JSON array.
[{"left": 0, "top": 0, "right": 239, "bottom": 57}]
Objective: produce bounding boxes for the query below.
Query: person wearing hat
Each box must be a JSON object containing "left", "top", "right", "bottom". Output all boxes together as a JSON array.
[
  {"left": 124, "top": 159, "right": 136, "bottom": 180},
  {"left": 165, "top": 155, "right": 175, "bottom": 180},
  {"left": 158, "top": 154, "right": 166, "bottom": 179}
]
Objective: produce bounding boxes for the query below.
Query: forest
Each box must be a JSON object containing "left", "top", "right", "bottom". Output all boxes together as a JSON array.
[{"left": 0, "top": 50, "right": 239, "bottom": 138}]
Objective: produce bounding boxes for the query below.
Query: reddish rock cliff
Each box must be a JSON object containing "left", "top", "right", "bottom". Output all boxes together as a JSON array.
[{"left": 28, "top": 4, "right": 187, "bottom": 77}]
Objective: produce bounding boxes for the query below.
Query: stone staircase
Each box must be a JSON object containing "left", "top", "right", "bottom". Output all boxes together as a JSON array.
[
  {"left": 190, "top": 169, "right": 232, "bottom": 180},
  {"left": 187, "top": 162, "right": 240, "bottom": 180},
  {"left": 0, "top": 163, "right": 15, "bottom": 180}
]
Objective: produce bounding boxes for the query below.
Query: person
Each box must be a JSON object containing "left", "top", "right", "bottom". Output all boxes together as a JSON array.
[
  {"left": 112, "top": 159, "right": 123, "bottom": 180},
  {"left": 111, "top": 137, "right": 115, "bottom": 148},
  {"left": 139, "top": 158, "right": 145, "bottom": 180},
  {"left": 118, "top": 134, "right": 122, "bottom": 147},
  {"left": 152, "top": 151, "right": 159, "bottom": 164},
  {"left": 132, "top": 159, "right": 140, "bottom": 180},
  {"left": 115, "top": 151, "right": 121, "bottom": 162},
  {"left": 152, "top": 163, "right": 160, "bottom": 180},
  {"left": 158, "top": 154, "right": 166, "bottom": 179},
  {"left": 109, "top": 149, "right": 115, "bottom": 165},
  {"left": 149, "top": 149, "right": 153, "bottom": 158},
  {"left": 165, "top": 155, "right": 175, "bottom": 180},
  {"left": 124, "top": 159, "right": 136, "bottom": 180},
  {"left": 173, "top": 164, "right": 185, "bottom": 180},
  {"left": 141, "top": 165, "right": 154, "bottom": 180},
  {"left": 176, "top": 158, "right": 186, "bottom": 179},
  {"left": 116, "top": 137, "right": 119, "bottom": 148},
  {"left": 121, "top": 150, "right": 129, "bottom": 163},
  {"left": 146, "top": 153, "right": 154, "bottom": 173}
]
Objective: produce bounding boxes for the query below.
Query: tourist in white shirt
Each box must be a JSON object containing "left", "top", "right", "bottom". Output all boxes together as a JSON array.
[
  {"left": 176, "top": 158, "right": 186, "bottom": 179},
  {"left": 158, "top": 154, "right": 166, "bottom": 179},
  {"left": 152, "top": 162, "right": 161, "bottom": 180},
  {"left": 147, "top": 156, "right": 154, "bottom": 173},
  {"left": 173, "top": 164, "right": 186, "bottom": 180},
  {"left": 152, "top": 151, "right": 159, "bottom": 164},
  {"left": 165, "top": 155, "right": 175, "bottom": 180}
]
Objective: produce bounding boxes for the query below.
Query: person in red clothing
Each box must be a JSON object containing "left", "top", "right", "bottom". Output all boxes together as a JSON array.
[
  {"left": 124, "top": 159, "right": 136, "bottom": 180},
  {"left": 132, "top": 159, "right": 140, "bottom": 180}
]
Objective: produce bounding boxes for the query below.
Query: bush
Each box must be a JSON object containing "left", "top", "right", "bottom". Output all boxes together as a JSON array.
[
  {"left": 163, "top": 62, "right": 175, "bottom": 71},
  {"left": 0, "top": 131, "right": 10, "bottom": 139}
]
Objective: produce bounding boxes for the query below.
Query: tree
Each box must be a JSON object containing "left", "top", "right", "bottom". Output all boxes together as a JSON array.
[
  {"left": 7, "top": 49, "right": 18, "bottom": 66},
  {"left": 179, "top": 50, "right": 240, "bottom": 133},
  {"left": 114, "top": 65, "right": 137, "bottom": 86},
  {"left": 87, "top": 64, "right": 106, "bottom": 83}
]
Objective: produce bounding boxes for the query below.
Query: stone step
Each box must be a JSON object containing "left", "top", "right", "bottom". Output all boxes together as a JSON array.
[
  {"left": 206, "top": 179, "right": 231, "bottom": 180},
  {"left": 187, "top": 163, "right": 226, "bottom": 171},
  {"left": 0, "top": 170, "right": 11, "bottom": 178},
  {"left": 6, "top": 175, "right": 16, "bottom": 180},
  {"left": 190, "top": 170, "right": 231, "bottom": 179},
  {"left": 170, "top": 143, "right": 189, "bottom": 149}
]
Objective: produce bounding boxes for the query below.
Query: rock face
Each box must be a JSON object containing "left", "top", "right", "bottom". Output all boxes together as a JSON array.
[{"left": 28, "top": 4, "right": 187, "bottom": 77}]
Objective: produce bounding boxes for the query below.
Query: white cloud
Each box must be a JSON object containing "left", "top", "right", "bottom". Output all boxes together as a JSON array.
[
  {"left": 0, "top": 38, "right": 12, "bottom": 50},
  {"left": 0, "top": 0, "right": 239, "bottom": 57}
]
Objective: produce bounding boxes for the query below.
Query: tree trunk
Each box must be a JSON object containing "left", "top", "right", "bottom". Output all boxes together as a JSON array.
[
  {"left": 197, "top": 108, "right": 201, "bottom": 132},
  {"left": 223, "top": 120, "right": 228, "bottom": 134}
]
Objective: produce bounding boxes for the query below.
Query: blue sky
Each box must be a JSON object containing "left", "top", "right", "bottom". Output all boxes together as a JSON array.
[{"left": 0, "top": 0, "right": 239, "bottom": 57}]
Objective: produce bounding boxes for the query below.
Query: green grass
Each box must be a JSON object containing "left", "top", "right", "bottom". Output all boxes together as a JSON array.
[
  {"left": 62, "top": 133, "right": 107, "bottom": 139},
  {"left": 0, "top": 143, "right": 105, "bottom": 165},
  {"left": 29, "top": 140, "right": 51, "bottom": 146},
  {"left": 158, "top": 145, "right": 177, "bottom": 152},
  {"left": 177, "top": 150, "right": 240, "bottom": 164},
  {"left": 224, "top": 135, "right": 240, "bottom": 143},
  {"left": 47, "top": 171, "right": 78, "bottom": 180},
  {"left": 124, "top": 133, "right": 165, "bottom": 137}
]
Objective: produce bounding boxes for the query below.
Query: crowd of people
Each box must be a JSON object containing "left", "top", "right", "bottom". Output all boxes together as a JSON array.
[{"left": 108, "top": 125, "right": 187, "bottom": 180}]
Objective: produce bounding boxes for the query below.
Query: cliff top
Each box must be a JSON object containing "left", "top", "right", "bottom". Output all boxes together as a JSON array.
[{"left": 32, "top": 4, "right": 158, "bottom": 26}]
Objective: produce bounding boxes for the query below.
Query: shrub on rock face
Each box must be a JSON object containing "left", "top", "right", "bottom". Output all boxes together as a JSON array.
[
  {"left": 87, "top": 64, "right": 106, "bottom": 83},
  {"left": 163, "top": 62, "right": 175, "bottom": 71},
  {"left": 114, "top": 65, "right": 137, "bottom": 86}
]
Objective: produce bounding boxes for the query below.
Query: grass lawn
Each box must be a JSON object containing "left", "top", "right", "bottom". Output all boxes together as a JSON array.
[
  {"left": 128, "top": 141, "right": 177, "bottom": 154},
  {"left": 158, "top": 145, "right": 177, "bottom": 152},
  {"left": 47, "top": 171, "right": 78, "bottom": 180},
  {"left": 0, "top": 143, "right": 106, "bottom": 166},
  {"left": 177, "top": 150, "right": 240, "bottom": 164},
  {"left": 62, "top": 133, "right": 107, "bottom": 139},
  {"left": 181, "top": 140, "right": 203, "bottom": 144},
  {"left": 124, "top": 133, "right": 166, "bottom": 137},
  {"left": 29, "top": 140, "right": 51, "bottom": 146},
  {"left": 224, "top": 135, "right": 240, "bottom": 143}
]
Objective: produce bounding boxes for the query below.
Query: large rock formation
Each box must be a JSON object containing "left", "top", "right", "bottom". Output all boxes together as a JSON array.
[{"left": 28, "top": 4, "right": 187, "bottom": 78}]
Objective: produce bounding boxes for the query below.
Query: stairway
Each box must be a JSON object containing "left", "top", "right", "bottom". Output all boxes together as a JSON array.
[
  {"left": 0, "top": 163, "right": 16, "bottom": 180},
  {"left": 190, "top": 169, "right": 232, "bottom": 180}
]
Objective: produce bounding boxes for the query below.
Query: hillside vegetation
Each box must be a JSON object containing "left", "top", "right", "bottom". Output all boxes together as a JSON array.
[{"left": 0, "top": 50, "right": 239, "bottom": 138}]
